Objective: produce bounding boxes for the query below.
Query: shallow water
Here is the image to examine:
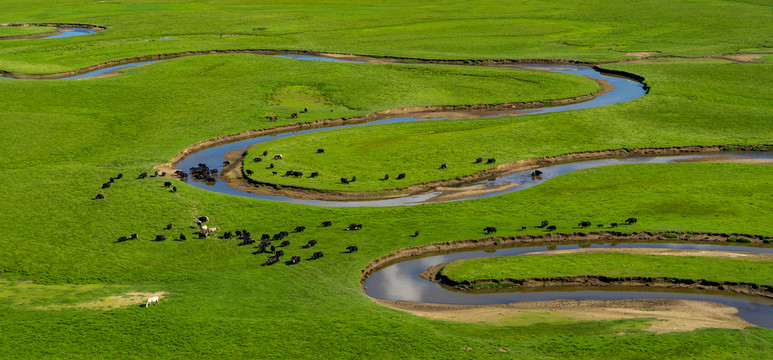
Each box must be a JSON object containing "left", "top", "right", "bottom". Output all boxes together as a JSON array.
[
  {"left": 363, "top": 241, "right": 773, "bottom": 328},
  {"left": 45, "top": 27, "right": 99, "bottom": 39}
]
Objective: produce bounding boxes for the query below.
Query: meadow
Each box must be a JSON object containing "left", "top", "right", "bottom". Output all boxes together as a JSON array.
[{"left": 0, "top": 0, "right": 772, "bottom": 358}]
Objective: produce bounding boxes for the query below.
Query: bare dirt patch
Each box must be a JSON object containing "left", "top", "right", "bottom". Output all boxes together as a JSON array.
[
  {"left": 39, "top": 291, "right": 166, "bottom": 310},
  {"left": 376, "top": 298, "right": 751, "bottom": 332},
  {"left": 624, "top": 51, "right": 660, "bottom": 57},
  {"left": 522, "top": 247, "right": 773, "bottom": 259},
  {"left": 713, "top": 54, "right": 765, "bottom": 63},
  {"left": 675, "top": 155, "right": 773, "bottom": 165}
]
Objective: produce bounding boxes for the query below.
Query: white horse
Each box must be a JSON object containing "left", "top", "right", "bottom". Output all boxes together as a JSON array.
[{"left": 145, "top": 296, "right": 160, "bottom": 308}]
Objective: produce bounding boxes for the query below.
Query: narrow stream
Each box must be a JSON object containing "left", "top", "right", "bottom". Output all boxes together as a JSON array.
[{"left": 363, "top": 241, "right": 773, "bottom": 328}]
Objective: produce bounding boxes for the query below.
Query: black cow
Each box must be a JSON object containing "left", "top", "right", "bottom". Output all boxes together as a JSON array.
[
  {"left": 440, "top": 163, "right": 448, "bottom": 169},
  {"left": 396, "top": 173, "right": 406, "bottom": 180},
  {"left": 240, "top": 237, "right": 255, "bottom": 246},
  {"left": 279, "top": 240, "right": 290, "bottom": 247},
  {"left": 116, "top": 236, "right": 128, "bottom": 243},
  {"left": 138, "top": 172, "right": 148, "bottom": 179},
  {"left": 531, "top": 170, "right": 543, "bottom": 177},
  {"left": 346, "top": 246, "right": 358, "bottom": 253},
  {"left": 288, "top": 256, "right": 301, "bottom": 265},
  {"left": 253, "top": 157, "right": 262, "bottom": 163},
  {"left": 95, "top": 194, "right": 105, "bottom": 200},
  {"left": 341, "top": 178, "right": 350, "bottom": 184},
  {"left": 154, "top": 235, "right": 166, "bottom": 241},
  {"left": 164, "top": 181, "right": 172, "bottom": 187},
  {"left": 223, "top": 231, "right": 233, "bottom": 239},
  {"left": 539, "top": 220, "right": 549, "bottom": 228},
  {"left": 309, "top": 251, "right": 324, "bottom": 260},
  {"left": 179, "top": 234, "right": 187, "bottom": 241},
  {"left": 246, "top": 169, "right": 254, "bottom": 175},
  {"left": 198, "top": 216, "right": 209, "bottom": 223},
  {"left": 578, "top": 221, "right": 592, "bottom": 228},
  {"left": 272, "top": 233, "right": 284, "bottom": 241},
  {"left": 317, "top": 149, "right": 325, "bottom": 154},
  {"left": 381, "top": 174, "right": 389, "bottom": 181},
  {"left": 269, "top": 163, "right": 274, "bottom": 169},
  {"left": 484, "top": 226, "right": 497, "bottom": 234},
  {"left": 109, "top": 177, "right": 115, "bottom": 183},
  {"left": 520, "top": 226, "right": 527, "bottom": 230},
  {"left": 303, "top": 240, "right": 317, "bottom": 248},
  {"left": 310, "top": 172, "right": 319, "bottom": 178},
  {"left": 474, "top": 157, "right": 483, "bottom": 164},
  {"left": 610, "top": 223, "right": 619, "bottom": 228},
  {"left": 165, "top": 224, "right": 172, "bottom": 230},
  {"left": 275, "top": 250, "right": 285, "bottom": 257},
  {"left": 262, "top": 151, "right": 268, "bottom": 156},
  {"left": 546, "top": 225, "right": 557, "bottom": 231},
  {"left": 412, "top": 231, "right": 420, "bottom": 237},
  {"left": 102, "top": 183, "right": 110, "bottom": 189},
  {"left": 263, "top": 256, "right": 279, "bottom": 266},
  {"left": 486, "top": 158, "right": 496, "bottom": 164},
  {"left": 625, "top": 217, "right": 638, "bottom": 224},
  {"left": 295, "top": 226, "right": 306, "bottom": 233},
  {"left": 350, "top": 176, "right": 356, "bottom": 182},
  {"left": 261, "top": 234, "right": 271, "bottom": 241},
  {"left": 346, "top": 224, "right": 362, "bottom": 231},
  {"left": 256, "top": 244, "right": 267, "bottom": 254},
  {"left": 270, "top": 245, "right": 276, "bottom": 253},
  {"left": 116, "top": 173, "right": 123, "bottom": 179},
  {"left": 322, "top": 221, "right": 332, "bottom": 227},
  {"left": 129, "top": 233, "right": 138, "bottom": 240},
  {"left": 597, "top": 224, "right": 604, "bottom": 228},
  {"left": 172, "top": 186, "right": 177, "bottom": 193}
]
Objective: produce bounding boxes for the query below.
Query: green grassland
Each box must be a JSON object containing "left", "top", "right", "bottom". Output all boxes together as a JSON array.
[
  {"left": 0, "top": 0, "right": 772, "bottom": 74},
  {"left": 1, "top": 0, "right": 773, "bottom": 358},
  {"left": 245, "top": 60, "right": 773, "bottom": 191},
  {"left": 440, "top": 253, "right": 773, "bottom": 287},
  {"left": 0, "top": 25, "right": 55, "bottom": 38}
]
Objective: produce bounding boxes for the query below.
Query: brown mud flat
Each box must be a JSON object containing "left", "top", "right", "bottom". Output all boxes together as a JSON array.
[
  {"left": 376, "top": 298, "right": 752, "bottom": 333},
  {"left": 359, "top": 231, "right": 773, "bottom": 285},
  {"left": 0, "top": 22, "right": 105, "bottom": 40}
]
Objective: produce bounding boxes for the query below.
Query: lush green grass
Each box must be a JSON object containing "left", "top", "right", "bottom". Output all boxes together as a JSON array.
[
  {"left": 0, "top": 25, "right": 55, "bottom": 38},
  {"left": 440, "top": 252, "right": 773, "bottom": 287},
  {"left": 0, "top": 0, "right": 772, "bottom": 73},
  {"left": 244, "top": 60, "right": 773, "bottom": 191}
]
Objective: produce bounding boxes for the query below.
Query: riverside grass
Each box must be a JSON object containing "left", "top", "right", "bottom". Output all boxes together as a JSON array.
[
  {"left": 439, "top": 253, "right": 773, "bottom": 288},
  {"left": 0, "top": 25, "right": 55, "bottom": 38},
  {"left": 1, "top": 0, "right": 772, "bottom": 73},
  {"left": 1, "top": 1, "right": 773, "bottom": 358}
]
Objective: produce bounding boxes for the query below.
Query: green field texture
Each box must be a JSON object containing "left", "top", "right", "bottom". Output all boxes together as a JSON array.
[
  {"left": 243, "top": 60, "right": 773, "bottom": 191},
  {"left": 440, "top": 252, "right": 773, "bottom": 287},
  {"left": 1, "top": 0, "right": 772, "bottom": 73},
  {"left": 0, "top": 25, "right": 55, "bottom": 38}
]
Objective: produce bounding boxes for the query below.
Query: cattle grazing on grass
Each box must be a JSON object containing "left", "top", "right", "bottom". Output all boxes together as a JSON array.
[
  {"left": 253, "top": 157, "right": 262, "bottom": 163},
  {"left": 239, "top": 237, "right": 255, "bottom": 246},
  {"left": 270, "top": 245, "right": 276, "bottom": 253},
  {"left": 109, "top": 177, "right": 115, "bottom": 183},
  {"left": 597, "top": 224, "right": 604, "bottom": 228},
  {"left": 266, "top": 116, "right": 277, "bottom": 121},
  {"left": 309, "top": 251, "right": 324, "bottom": 260},
  {"left": 539, "top": 220, "right": 549, "bottom": 228},
  {"left": 346, "top": 246, "right": 358, "bottom": 253},
  {"left": 263, "top": 256, "right": 279, "bottom": 266},
  {"left": 179, "top": 234, "right": 186, "bottom": 241},
  {"left": 269, "top": 164, "right": 274, "bottom": 169},
  {"left": 412, "top": 231, "right": 420, "bottom": 237},
  {"left": 610, "top": 223, "right": 619, "bottom": 228},
  {"left": 520, "top": 226, "right": 527, "bottom": 230},
  {"left": 130, "top": 233, "right": 138, "bottom": 240},
  {"left": 198, "top": 216, "right": 209, "bottom": 223},
  {"left": 440, "top": 163, "right": 448, "bottom": 169},
  {"left": 154, "top": 235, "right": 166, "bottom": 241},
  {"left": 303, "top": 240, "right": 317, "bottom": 248},
  {"left": 273, "top": 154, "right": 283, "bottom": 160},
  {"left": 290, "top": 113, "right": 298, "bottom": 119},
  {"left": 145, "top": 296, "right": 159, "bottom": 308},
  {"left": 262, "top": 151, "right": 268, "bottom": 156},
  {"left": 475, "top": 157, "right": 483, "bottom": 164},
  {"left": 138, "top": 172, "right": 148, "bottom": 179},
  {"left": 172, "top": 186, "right": 177, "bottom": 193},
  {"left": 546, "top": 225, "right": 557, "bottom": 231},
  {"left": 310, "top": 172, "right": 319, "bottom": 178},
  {"left": 396, "top": 173, "right": 406, "bottom": 180},
  {"left": 625, "top": 217, "right": 638, "bottom": 224},
  {"left": 531, "top": 170, "right": 542, "bottom": 177},
  {"left": 102, "top": 182, "right": 111, "bottom": 189},
  {"left": 223, "top": 231, "right": 233, "bottom": 239},
  {"left": 95, "top": 194, "right": 105, "bottom": 200},
  {"left": 346, "top": 224, "right": 362, "bottom": 231},
  {"left": 288, "top": 256, "right": 301, "bottom": 265},
  {"left": 295, "top": 226, "right": 306, "bottom": 233},
  {"left": 484, "top": 226, "right": 497, "bottom": 234},
  {"left": 246, "top": 169, "right": 254, "bottom": 175},
  {"left": 116, "top": 173, "right": 123, "bottom": 179},
  {"left": 165, "top": 224, "right": 172, "bottom": 230},
  {"left": 341, "top": 177, "right": 350, "bottom": 184},
  {"left": 486, "top": 158, "right": 496, "bottom": 164},
  {"left": 116, "top": 236, "right": 128, "bottom": 243},
  {"left": 350, "top": 176, "right": 356, "bottom": 182},
  {"left": 322, "top": 221, "right": 332, "bottom": 227},
  {"left": 164, "top": 181, "right": 172, "bottom": 187},
  {"left": 317, "top": 148, "right": 324, "bottom": 153},
  {"left": 275, "top": 250, "right": 284, "bottom": 257},
  {"left": 279, "top": 240, "right": 290, "bottom": 247},
  {"left": 578, "top": 221, "right": 592, "bottom": 228},
  {"left": 381, "top": 174, "right": 389, "bottom": 181},
  {"left": 261, "top": 233, "right": 271, "bottom": 241}
]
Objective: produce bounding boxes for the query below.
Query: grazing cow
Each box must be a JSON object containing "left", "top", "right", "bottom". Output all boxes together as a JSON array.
[
  {"left": 273, "top": 154, "right": 283, "bottom": 160},
  {"left": 275, "top": 250, "right": 285, "bottom": 257},
  {"left": 154, "top": 235, "right": 166, "bottom": 241},
  {"left": 164, "top": 181, "right": 172, "bottom": 187},
  {"left": 269, "top": 163, "right": 274, "bottom": 169},
  {"left": 597, "top": 224, "right": 604, "bottom": 228},
  {"left": 540, "top": 220, "right": 549, "bottom": 228},
  {"left": 520, "top": 226, "right": 527, "bottom": 230},
  {"left": 116, "top": 236, "right": 128, "bottom": 243},
  {"left": 223, "top": 231, "right": 233, "bottom": 239},
  {"left": 310, "top": 172, "right": 319, "bottom": 178},
  {"left": 109, "top": 177, "right": 115, "bottom": 183},
  {"left": 475, "top": 157, "right": 483, "bottom": 164},
  {"left": 381, "top": 174, "right": 389, "bottom": 181},
  {"left": 322, "top": 221, "right": 332, "bottom": 227},
  {"left": 295, "top": 226, "right": 306, "bottom": 233},
  {"left": 279, "top": 240, "right": 290, "bottom": 247},
  {"left": 484, "top": 226, "right": 497, "bottom": 234},
  {"left": 440, "top": 163, "right": 448, "bottom": 169},
  {"left": 309, "top": 251, "right": 324, "bottom": 260},
  {"left": 270, "top": 245, "right": 276, "bottom": 253},
  {"left": 531, "top": 170, "right": 543, "bottom": 177},
  {"left": 578, "top": 221, "right": 592, "bottom": 228},
  {"left": 303, "top": 240, "right": 318, "bottom": 248},
  {"left": 262, "top": 151, "right": 268, "bottom": 156},
  {"left": 272, "top": 233, "right": 284, "bottom": 241},
  {"left": 95, "top": 194, "right": 105, "bottom": 200},
  {"left": 293, "top": 171, "right": 303, "bottom": 178},
  {"left": 253, "top": 157, "right": 262, "bottom": 163},
  {"left": 285, "top": 170, "right": 295, "bottom": 177},
  {"left": 317, "top": 148, "right": 324, "bottom": 154},
  {"left": 290, "top": 113, "right": 298, "bottom": 119},
  {"left": 198, "top": 216, "right": 209, "bottom": 223},
  {"left": 341, "top": 177, "right": 350, "bottom": 184},
  {"left": 346, "top": 224, "right": 362, "bottom": 231},
  {"left": 396, "top": 173, "right": 406, "bottom": 180},
  {"left": 129, "top": 234, "right": 138, "bottom": 240},
  {"left": 256, "top": 244, "right": 267, "bottom": 254},
  {"left": 138, "top": 172, "right": 148, "bottom": 179},
  {"left": 239, "top": 237, "right": 255, "bottom": 246},
  {"left": 303, "top": 107, "right": 308, "bottom": 113},
  {"left": 102, "top": 183, "right": 111, "bottom": 189},
  {"left": 263, "top": 256, "right": 279, "bottom": 266},
  {"left": 625, "top": 217, "right": 638, "bottom": 224},
  {"left": 172, "top": 186, "right": 177, "bottom": 193},
  {"left": 412, "top": 231, "right": 420, "bottom": 237},
  {"left": 198, "top": 232, "right": 207, "bottom": 239},
  {"left": 350, "top": 176, "right": 356, "bottom": 182},
  {"left": 145, "top": 296, "right": 159, "bottom": 308},
  {"left": 116, "top": 173, "right": 123, "bottom": 179},
  {"left": 165, "top": 224, "right": 172, "bottom": 230},
  {"left": 546, "top": 225, "right": 557, "bottom": 231},
  {"left": 266, "top": 116, "right": 277, "bottom": 121},
  {"left": 205, "top": 227, "right": 219, "bottom": 236},
  {"left": 346, "top": 245, "right": 358, "bottom": 253},
  {"left": 287, "top": 256, "right": 301, "bottom": 265},
  {"left": 486, "top": 158, "right": 496, "bottom": 164},
  {"left": 261, "top": 233, "right": 271, "bottom": 241},
  {"left": 179, "top": 234, "right": 186, "bottom": 241},
  {"left": 610, "top": 223, "right": 619, "bottom": 228},
  {"left": 246, "top": 169, "right": 254, "bottom": 175}
]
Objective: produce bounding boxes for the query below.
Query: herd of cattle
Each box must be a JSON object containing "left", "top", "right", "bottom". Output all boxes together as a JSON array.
[{"left": 482, "top": 217, "right": 638, "bottom": 234}]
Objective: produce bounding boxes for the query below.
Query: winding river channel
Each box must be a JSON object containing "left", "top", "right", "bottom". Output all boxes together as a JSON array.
[{"left": 6, "top": 28, "right": 772, "bottom": 327}]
